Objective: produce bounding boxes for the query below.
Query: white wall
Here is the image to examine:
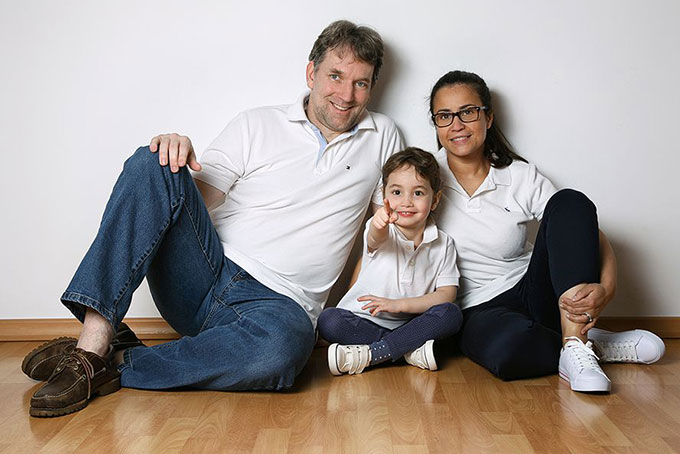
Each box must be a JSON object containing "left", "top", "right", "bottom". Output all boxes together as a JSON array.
[{"left": 1, "top": 0, "right": 678, "bottom": 319}]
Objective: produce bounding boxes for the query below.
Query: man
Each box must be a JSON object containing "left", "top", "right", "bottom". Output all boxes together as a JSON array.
[{"left": 24, "top": 20, "right": 402, "bottom": 417}]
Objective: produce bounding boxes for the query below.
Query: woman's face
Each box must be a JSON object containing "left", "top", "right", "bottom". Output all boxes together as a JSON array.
[{"left": 432, "top": 83, "right": 493, "bottom": 161}]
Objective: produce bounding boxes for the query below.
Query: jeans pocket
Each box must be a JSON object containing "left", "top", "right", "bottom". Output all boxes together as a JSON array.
[
  {"left": 214, "top": 269, "right": 253, "bottom": 306},
  {"left": 231, "top": 270, "right": 252, "bottom": 283}
]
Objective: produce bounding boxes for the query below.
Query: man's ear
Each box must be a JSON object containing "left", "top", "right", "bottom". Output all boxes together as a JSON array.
[
  {"left": 306, "top": 61, "right": 315, "bottom": 90},
  {"left": 431, "top": 190, "right": 443, "bottom": 211}
]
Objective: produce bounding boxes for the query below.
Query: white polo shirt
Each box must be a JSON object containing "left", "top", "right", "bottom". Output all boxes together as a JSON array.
[
  {"left": 194, "top": 94, "right": 403, "bottom": 325},
  {"left": 337, "top": 218, "right": 460, "bottom": 330},
  {"left": 433, "top": 149, "right": 558, "bottom": 310}
]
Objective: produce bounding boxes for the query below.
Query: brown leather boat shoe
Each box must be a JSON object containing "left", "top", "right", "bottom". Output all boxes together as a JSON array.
[
  {"left": 22, "top": 322, "right": 145, "bottom": 382},
  {"left": 30, "top": 348, "right": 121, "bottom": 417},
  {"left": 21, "top": 337, "right": 77, "bottom": 381}
]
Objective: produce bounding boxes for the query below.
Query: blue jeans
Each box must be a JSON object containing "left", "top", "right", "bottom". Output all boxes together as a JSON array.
[{"left": 61, "top": 147, "right": 315, "bottom": 391}]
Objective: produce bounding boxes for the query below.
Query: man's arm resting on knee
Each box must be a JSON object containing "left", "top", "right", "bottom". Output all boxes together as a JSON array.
[
  {"left": 148, "top": 134, "right": 226, "bottom": 209},
  {"left": 149, "top": 133, "right": 202, "bottom": 173}
]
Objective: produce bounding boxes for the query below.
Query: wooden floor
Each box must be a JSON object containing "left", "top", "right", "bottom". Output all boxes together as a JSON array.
[{"left": 1, "top": 341, "right": 679, "bottom": 454}]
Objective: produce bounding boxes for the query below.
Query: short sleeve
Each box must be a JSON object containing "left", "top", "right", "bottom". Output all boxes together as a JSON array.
[
  {"left": 526, "top": 164, "right": 558, "bottom": 221},
  {"left": 435, "top": 233, "right": 460, "bottom": 289},
  {"left": 193, "top": 112, "right": 250, "bottom": 195},
  {"left": 370, "top": 124, "right": 405, "bottom": 205},
  {"left": 362, "top": 216, "right": 394, "bottom": 259}
]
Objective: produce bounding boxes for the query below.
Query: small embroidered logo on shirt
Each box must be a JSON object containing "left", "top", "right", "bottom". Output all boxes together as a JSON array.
[
  {"left": 504, "top": 207, "right": 511, "bottom": 212},
  {"left": 346, "top": 165, "right": 351, "bottom": 170}
]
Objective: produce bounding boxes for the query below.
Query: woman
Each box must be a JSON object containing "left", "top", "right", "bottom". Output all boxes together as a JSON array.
[{"left": 429, "top": 70, "right": 664, "bottom": 392}]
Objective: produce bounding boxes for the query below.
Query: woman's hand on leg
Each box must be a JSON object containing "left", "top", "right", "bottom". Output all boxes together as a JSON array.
[{"left": 559, "top": 283, "right": 612, "bottom": 334}]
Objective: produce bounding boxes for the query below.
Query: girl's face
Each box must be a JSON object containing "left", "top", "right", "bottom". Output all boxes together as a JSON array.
[
  {"left": 384, "top": 165, "right": 440, "bottom": 232},
  {"left": 432, "top": 83, "right": 493, "bottom": 161}
]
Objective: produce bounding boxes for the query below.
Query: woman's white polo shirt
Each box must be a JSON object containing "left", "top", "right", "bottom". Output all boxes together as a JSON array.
[{"left": 433, "top": 149, "right": 558, "bottom": 310}]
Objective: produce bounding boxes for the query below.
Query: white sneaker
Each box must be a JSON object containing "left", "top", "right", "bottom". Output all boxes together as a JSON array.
[
  {"left": 559, "top": 337, "right": 611, "bottom": 392},
  {"left": 403, "top": 340, "right": 438, "bottom": 371},
  {"left": 588, "top": 328, "right": 665, "bottom": 364},
  {"left": 328, "top": 343, "right": 371, "bottom": 376}
]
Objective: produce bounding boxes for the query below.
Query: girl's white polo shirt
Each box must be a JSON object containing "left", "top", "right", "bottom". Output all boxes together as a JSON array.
[
  {"left": 433, "top": 149, "right": 558, "bottom": 310},
  {"left": 337, "top": 218, "right": 460, "bottom": 330}
]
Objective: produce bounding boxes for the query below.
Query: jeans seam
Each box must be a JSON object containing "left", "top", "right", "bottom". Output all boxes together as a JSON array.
[
  {"left": 214, "top": 271, "right": 250, "bottom": 308},
  {"left": 110, "top": 196, "right": 181, "bottom": 324},
  {"left": 197, "top": 299, "right": 241, "bottom": 333},
  {"left": 181, "top": 198, "right": 219, "bottom": 279}
]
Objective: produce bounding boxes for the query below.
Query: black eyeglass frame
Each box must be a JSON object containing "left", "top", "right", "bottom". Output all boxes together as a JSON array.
[{"left": 431, "top": 106, "right": 489, "bottom": 128}]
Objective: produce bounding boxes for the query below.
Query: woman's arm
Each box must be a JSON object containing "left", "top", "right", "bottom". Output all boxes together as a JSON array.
[
  {"left": 358, "top": 285, "right": 458, "bottom": 316},
  {"left": 560, "top": 229, "right": 617, "bottom": 333},
  {"left": 598, "top": 229, "right": 617, "bottom": 300}
]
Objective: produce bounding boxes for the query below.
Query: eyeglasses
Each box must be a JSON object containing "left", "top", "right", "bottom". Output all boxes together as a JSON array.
[{"left": 432, "top": 106, "right": 488, "bottom": 128}]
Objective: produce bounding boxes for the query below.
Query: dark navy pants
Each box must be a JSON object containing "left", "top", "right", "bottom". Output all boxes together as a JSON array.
[
  {"left": 458, "top": 189, "right": 600, "bottom": 380},
  {"left": 318, "top": 303, "right": 462, "bottom": 360}
]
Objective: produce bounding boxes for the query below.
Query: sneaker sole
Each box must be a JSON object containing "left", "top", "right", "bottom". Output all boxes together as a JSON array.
[
  {"left": 423, "top": 340, "right": 438, "bottom": 371},
  {"left": 558, "top": 367, "right": 611, "bottom": 393},
  {"left": 21, "top": 337, "right": 77, "bottom": 381},
  {"left": 29, "top": 375, "right": 121, "bottom": 418},
  {"left": 328, "top": 344, "right": 342, "bottom": 376}
]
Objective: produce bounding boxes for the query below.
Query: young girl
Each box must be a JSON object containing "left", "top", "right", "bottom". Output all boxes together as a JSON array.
[{"left": 317, "top": 147, "right": 462, "bottom": 375}]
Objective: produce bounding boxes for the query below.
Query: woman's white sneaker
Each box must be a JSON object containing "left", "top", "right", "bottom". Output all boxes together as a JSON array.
[
  {"left": 403, "top": 339, "right": 438, "bottom": 371},
  {"left": 327, "top": 343, "right": 371, "bottom": 376},
  {"left": 558, "top": 337, "right": 611, "bottom": 392},
  {"left": 588, "top": 328, "right": 665, "bottom": 364}
]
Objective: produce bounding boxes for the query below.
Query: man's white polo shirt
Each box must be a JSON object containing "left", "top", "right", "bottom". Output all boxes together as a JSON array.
[
  {"left": 433, "top": 149, "right": 558, "bottom": 310},
  {"left": 337, "top": 218, "right": 460, "bottom": 330},
  {"left": 194, "top": 94, "right": 403, "bottom": 325}
]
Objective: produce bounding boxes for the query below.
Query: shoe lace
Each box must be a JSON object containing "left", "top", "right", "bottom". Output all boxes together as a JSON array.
[
  {"left": 595, "top": 339, "right": 637, "bottom": 362},
  {"left": 564, "top": 337, "right": 605, "bottom": 375},
  {"left": 52, "top": 350, "right": 95, "bottom": 398}
]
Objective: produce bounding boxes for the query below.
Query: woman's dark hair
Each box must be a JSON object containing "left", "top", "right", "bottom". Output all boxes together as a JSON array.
[
  {"left": 429, "top": 70, "right": 527, "bottom": 167},
  {"left": 382, "top": 147, "right": 442, "bottom": 194}
]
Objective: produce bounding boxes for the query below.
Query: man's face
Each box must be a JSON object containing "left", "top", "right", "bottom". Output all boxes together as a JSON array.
[{"left": 305, "top": 47, "right": 374, "bottom": 141}]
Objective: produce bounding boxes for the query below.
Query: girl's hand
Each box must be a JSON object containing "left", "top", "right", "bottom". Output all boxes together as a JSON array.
[
  {"left": 358, "top": 295, "right": 404, "bottom": 316},
  {"left": 371, "top": 199, "right": 399, "bottom": 231}
]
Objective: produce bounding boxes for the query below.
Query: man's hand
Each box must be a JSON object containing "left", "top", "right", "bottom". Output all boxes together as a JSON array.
[
  {"left": 560, "top": 283, "right": 611, "bottom": 334},
  {"left": 149, "top": 133, "right": 202, "bottom": 173},
  {"left": 358, "top": 295, "right": 404, "bottom": 316},
  {"left": 371, "top": 199, "right": 399, "bottom": 231}
]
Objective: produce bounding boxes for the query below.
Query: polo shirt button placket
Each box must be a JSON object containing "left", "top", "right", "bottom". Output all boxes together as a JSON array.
[
  {"left": 405, "top": 255, "right": 416, "bottom": 283},
  {"left": 466, "top": 195, "right": 481, "bottom": 213}
]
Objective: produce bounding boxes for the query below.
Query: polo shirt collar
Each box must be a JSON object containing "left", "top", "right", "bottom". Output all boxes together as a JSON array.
[
  {"left": 287, "top": 92, "right": 376, "bottom": 132},
  {"left": 393, "top": 218, "right": 439, "bottom": 246},
  {"left": 438, "top": 148, "right": 512, "bottom": 196},
  {"left": 489, "top": 165, "right": 511, "bottom": 187}
]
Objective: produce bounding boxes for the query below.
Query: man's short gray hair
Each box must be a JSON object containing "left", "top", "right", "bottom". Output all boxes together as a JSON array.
[{"left": 308, "top": 20, "right": 384, "bottom": 85}]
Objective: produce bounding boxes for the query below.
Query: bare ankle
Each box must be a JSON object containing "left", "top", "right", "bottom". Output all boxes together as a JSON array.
[{"left": 76, "top": 309, "right": 114, "bottom": 357}]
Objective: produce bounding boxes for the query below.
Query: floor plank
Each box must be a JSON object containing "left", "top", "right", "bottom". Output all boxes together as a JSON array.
[{"left": 0, "top": 340, "right": 678, "bottom": 453}]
